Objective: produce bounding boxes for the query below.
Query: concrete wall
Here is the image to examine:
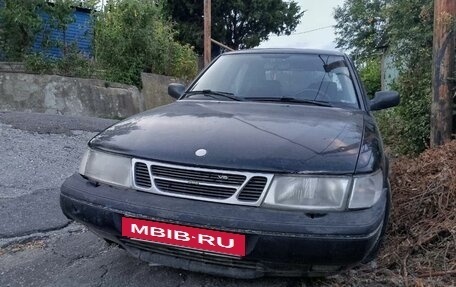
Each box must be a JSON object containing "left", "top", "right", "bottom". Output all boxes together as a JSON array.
[
  {"left": 0, "top": 70, "right": 187, "bottom": 118},
  {"left": 0, "top": 72, "right": 144, "bottom": 119},
  {"left": 141, "top": 73, "right": 186, "bottom": 110},
  {"left": 0, "top": 62, "right": 26, "bottom": 73}
]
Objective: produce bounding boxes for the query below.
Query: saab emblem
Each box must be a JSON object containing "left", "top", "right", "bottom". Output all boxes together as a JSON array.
[{"left": 195, "top": 149, "right": 207, "bottom": 157}]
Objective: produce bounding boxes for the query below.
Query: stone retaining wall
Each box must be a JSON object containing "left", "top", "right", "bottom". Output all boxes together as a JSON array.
[
  {"left": 0, "top": 69, "right": 187, "bottom": 118},
  {"left": 0, "top": 72, "right": 144, "bottom": 119},
  {"left": 141, "top": 72, "right": 187, "bottom": 110}
]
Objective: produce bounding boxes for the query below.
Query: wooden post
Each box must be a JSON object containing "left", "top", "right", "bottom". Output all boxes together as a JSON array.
[
  {"left": 204, "top": 0, "right": 211, "bottom": 67},
  {"left": 431, "top": 0, "right": 456, "bottom": 147},
  {"left": 211, "top": 39, "right": 235, "bottom": 52}
]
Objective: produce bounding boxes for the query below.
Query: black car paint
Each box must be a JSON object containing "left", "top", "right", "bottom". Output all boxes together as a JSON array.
[
  {"left": 60, "top": 173, "right": 386, "bottom": 278},
  {"left": 89, "top": 49, "right": 386, "bottom": 176},
  {"left": 89, "top": 101, "right": 368, "bottom": 174},
  {"left": 61, "top": 48, "right": 394, "bottom": 278}
]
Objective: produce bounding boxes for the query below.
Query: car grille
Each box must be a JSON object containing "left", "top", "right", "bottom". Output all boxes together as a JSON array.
[
  {"left": 151, "top": 165, "right": 246, "bottom": 185},
  {"left": 120, "top": 238, "right": 260, "bottom": 270},
  {"left": 237, "top": 177, "right": 268, "bottom": 202},
  {"left": 154, "top": 178, "right": 237, "bottom": 199},
  {"left": 132, "top": 159, "right": 273, "bottom": 206},
  {"left": 134, "top": 162, "right": 152, "bottom": 188}
]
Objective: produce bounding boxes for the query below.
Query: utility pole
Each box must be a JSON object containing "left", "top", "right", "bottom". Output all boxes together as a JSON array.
[
  {"left": 204, "top": 0, "right": 211, "bottom": 67},
  {"left": 431, "top": 0, "right": 456, "bottom": 147}
]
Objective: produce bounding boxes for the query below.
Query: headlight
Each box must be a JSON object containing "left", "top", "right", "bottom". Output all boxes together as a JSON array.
[
  {"left": 348, "top": 170, "right": 383, "bottom": 209},
  {"left": 263, "top": 176, "right": 351, "bottom": 211},
  {"left": 79, "top": 149, "right": 132, "bottom": 188}
]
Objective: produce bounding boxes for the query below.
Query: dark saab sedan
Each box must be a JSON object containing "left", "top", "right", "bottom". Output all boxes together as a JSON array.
[{"left": 60, "top": 49, "right": 400, "bottom": 278}]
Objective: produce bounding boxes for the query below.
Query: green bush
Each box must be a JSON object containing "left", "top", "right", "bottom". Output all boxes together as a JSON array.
[
  {"left": 94, "top": 0, "right": 198, "bottom": 87},
  {"left": 375, "top": 66, "right": 431, "bottom": 155},
  {"left": 24, "top": 53, "right": 55, "bottom": 74},
  {"left": 55, "top": 45, "right": 96, "bottom": 78},
  {"left": 377, "top": 0, "right": 433, "bottom": 155},
  {"left": 0, "top": 0, "right": 45, "bottom": 61},
  {"left": 357, "top": 55, "right": 431, "bottom": 156},
  {"left": 4, "top": 0, "right": 196, "bottom": 87},
  {"left": 358, "top": 57, "right": 382, "bottom": 99},
  {"left": 25, "top": 46, "right": 97, "bottom": 78}
]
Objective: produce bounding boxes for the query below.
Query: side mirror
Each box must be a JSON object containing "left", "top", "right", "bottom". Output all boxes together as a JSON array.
[
  {"left": 369, "top": 91, "right": 400, "bottom": 111},
  {"left": 168, "top": 83, "right": 186, "bottom": 99}
]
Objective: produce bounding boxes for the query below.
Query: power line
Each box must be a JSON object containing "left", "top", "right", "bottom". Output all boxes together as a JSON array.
[
  {"left": 289, "top": 25, "right": 335, "bottom": 36},
  {"left": 270, "top": 25, "right": 335, "bottom": 38}
]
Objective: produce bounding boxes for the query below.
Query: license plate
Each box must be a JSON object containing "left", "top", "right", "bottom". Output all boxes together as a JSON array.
[{"left": 121, "top": 217, "right": 246, "bottom": 257}]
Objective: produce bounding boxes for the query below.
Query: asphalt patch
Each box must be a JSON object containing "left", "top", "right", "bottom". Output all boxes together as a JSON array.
[
  {"left": 0, "top": 112, "right": 117, "bottom": 134},
  {"left": 0, "top": 188, "right": 71, "bottom": 238}
]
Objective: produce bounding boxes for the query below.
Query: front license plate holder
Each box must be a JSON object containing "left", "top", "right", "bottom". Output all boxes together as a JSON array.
[{"left": 121, "top": 217, "right": 246, "bottom": 257}]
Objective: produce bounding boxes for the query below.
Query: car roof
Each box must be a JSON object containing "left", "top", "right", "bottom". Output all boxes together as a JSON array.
[{"left": 225, "top": 48, "right": 346, "bottom": 57}]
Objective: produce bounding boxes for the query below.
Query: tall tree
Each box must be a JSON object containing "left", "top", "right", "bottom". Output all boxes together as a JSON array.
[
  {"left": 430, "top": 0, "right": 455, "bottom": 146},
  {"left": 334, "top": 0, "right": 435, "bottom": 154},
  {"left": 164, "top": 0, "right": 304, "bottom": 53},
  {"left": 334, "top": 0, "right": 388, "bottom": 61}
]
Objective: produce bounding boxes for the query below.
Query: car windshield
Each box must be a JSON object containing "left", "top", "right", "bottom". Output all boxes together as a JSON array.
[{"left": 187, "top": 53, "right": 359, "bottom": 108}]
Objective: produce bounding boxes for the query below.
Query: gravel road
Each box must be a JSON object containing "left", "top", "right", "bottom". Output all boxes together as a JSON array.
[{"left": 0, "top": 112, "right": 328, "bottom": 287}]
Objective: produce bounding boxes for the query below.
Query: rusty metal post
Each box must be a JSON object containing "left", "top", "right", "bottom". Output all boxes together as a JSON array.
[
  {"left": 203, "top": 0, "right": 211, "bottom": 67},
  {"left": 431, "top": 0, "right": 456, "bottom": 147}
]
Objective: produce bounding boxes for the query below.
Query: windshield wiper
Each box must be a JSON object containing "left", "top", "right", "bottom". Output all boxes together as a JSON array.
[
  {"left": 246, "top": 97, "right": 332, "bottom": 107},
  {"left": 185, "top": 90, "right": 243, "bottom": 101}
]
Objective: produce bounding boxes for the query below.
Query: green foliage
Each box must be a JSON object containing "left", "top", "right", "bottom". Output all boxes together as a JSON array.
[
  {"left": 44, "top": 0, "right": 76, "bottom": 32},
  {"left": 163, "top": 0, "right": 304, "bottom": 53},
  {"left": 334, "top": 0, "right": 387, "bottom": 61},
  {"left": 94, "top": 0, "right": 197, "bottom": 87},
  {"left": 2, "top": 0, "right": 196, "bottom": 86},
  {"left": 384, "top": 0, "right": 433, "bottom": 67},
  {"left": 42, "top": 0, "right": 76, "bottom": 57},
  {"left": 42, "top": 0, "right": 99, "bottom": 57},
  {"left": 25, "top": 46, "right": 97, "bottom": 78},
  {"left": 55, "top": 45, "right": 96, "bottom": 77},
  {"left": 335, "top": 0, "right": 434, "bottom": 155},
  {"left": 380, "top": 0, "right": 433, "bottom": 155},
  {"left": 376, "top": 68, "right": 431, "bottom": 155},
  {"left": 0, "top": 0, "right": 45, "bottom": 61},
  {"left": 77, "top": 0, "right": 99, "bottom": 10},
  {"left": 24, "top": 53, "right": 55, "bottom": 74},
  {"left": 358, "top": 58, "right": 381, "bottom": 98},
  {"left": 12, "top": 0, "right": 97, "bottom": 79}
]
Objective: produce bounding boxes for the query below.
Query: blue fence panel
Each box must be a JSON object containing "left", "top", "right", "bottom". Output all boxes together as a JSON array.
[{"left": 32, "top": 8, "right": 93, "bottom": 58}]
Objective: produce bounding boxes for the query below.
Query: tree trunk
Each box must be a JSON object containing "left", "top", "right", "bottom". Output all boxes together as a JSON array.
[{"left": 431, "top": 0, "right": 456, "bottom": 147}]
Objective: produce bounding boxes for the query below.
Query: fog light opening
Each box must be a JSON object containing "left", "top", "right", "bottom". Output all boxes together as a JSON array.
[{"left": 305, "top": 213, "right": 327, "bottom": 219}]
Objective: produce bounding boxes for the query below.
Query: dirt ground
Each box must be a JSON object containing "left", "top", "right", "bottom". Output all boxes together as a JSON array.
[{"left": 326, "top": 141, "right": 456, "bottom": 286}]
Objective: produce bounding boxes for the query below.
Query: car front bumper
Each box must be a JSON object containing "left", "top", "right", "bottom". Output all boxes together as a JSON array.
[{"left": 60, "top": 173, "right": 387, "bottom": 278}]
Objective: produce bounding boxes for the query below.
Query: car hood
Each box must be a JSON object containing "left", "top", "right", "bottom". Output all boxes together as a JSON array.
[{"left": 90, "top": 101, "right": 365, "bottom": 174}]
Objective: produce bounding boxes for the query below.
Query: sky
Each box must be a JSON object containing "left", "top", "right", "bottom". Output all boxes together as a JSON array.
[{"left": 259, "top": 0, "right": 345, "bottom": 50}]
